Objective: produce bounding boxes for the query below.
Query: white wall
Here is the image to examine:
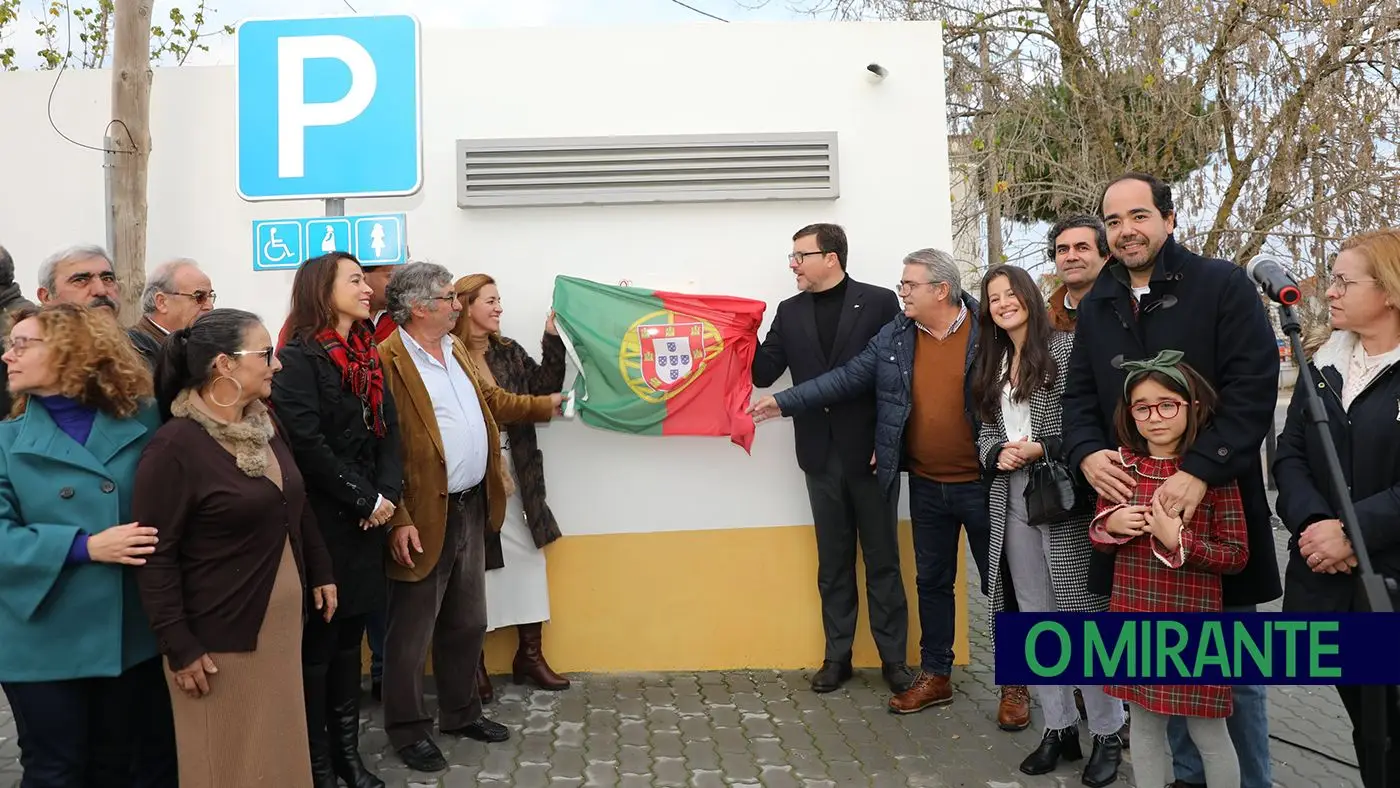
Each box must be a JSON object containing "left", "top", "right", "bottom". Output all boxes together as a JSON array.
[{"left": 0, "top": 19, "right": 952, "bottom": 535}]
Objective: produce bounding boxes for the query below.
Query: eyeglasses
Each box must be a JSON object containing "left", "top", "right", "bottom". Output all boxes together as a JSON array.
[
  {"left": 1130, "top": 400, "right": 1186, "bottom": 421},
  {"left": 787, "top": 251, "right": 827, "bottom": 263},
  {"left": 897, "top": 280, "right": 941, "bottom": 294},
  {"left": 170, "top": 290, "right": 217, "bottom": 306},
  {"left": 1329, "top": 274, "right": 1378, "bottom": 295},
  {"left": 230, "top": 346, "right": 275, "bottom": 365},
  {"left": 1, "top": 336, "right": 44, "bottom": 356}
]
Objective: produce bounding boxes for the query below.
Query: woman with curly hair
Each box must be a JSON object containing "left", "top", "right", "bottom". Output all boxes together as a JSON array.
[
  {"left": 0, "top": 302, "right": 178, "bottom": 786},
  {"left": 452, "top": 274, "right": 570, "bottom": 700},
  {"left": 134, "top": 309, "right": 337, "bottom": 788}
]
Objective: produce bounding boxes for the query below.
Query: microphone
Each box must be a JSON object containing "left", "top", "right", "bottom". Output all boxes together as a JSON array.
[{"left": 1246, "top": 256, "right": 1303, "bottom": 305}]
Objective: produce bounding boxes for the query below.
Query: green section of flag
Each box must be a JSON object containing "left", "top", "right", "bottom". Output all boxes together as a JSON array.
[{"left": 552, "top": 276, "right": 668, "bottom": 436}]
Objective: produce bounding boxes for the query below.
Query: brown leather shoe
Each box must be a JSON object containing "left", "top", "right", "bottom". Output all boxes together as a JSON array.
[
  {"left": 512, "top": 622, "right": 570, "bottom": 691},
  {"left": 476, "top": 653, "right": 494, "bottom": 705},
  {"left": 998, "top": 685, "right": 1031, "bottom": 731},
  {"left": 887, "top": 672, "right": 952, "bottom": 714}
]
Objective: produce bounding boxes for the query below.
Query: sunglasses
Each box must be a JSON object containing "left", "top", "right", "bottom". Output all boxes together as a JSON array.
[{"left": 171, "top": 290, "right": 217, "bottom": 306}]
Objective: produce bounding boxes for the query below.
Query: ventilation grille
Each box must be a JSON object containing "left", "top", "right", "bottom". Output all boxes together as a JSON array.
[{"left": 455, "top": 132, "right": 839, "bottom": 208}]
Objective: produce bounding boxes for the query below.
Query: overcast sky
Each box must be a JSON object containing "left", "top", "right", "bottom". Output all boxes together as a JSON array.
[{"left": 5, "top": 0, "right": 811, "bottom": 68}]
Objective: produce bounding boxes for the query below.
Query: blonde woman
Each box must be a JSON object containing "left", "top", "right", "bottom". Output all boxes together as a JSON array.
[{"left": 453, "top": 274, "right": 570, "bottom": 702}]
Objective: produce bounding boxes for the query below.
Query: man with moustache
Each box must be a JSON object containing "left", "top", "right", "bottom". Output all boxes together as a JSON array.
[
  {"left": 1061, "top": 172, "right": 1281, "bottom": 788},
  {"left": 128, "top": 258, "right": 216, "bottom": 365},
  {"left": 751, "top": 223, "right": 911, "bottom": 695},
  {"left": 36, "top": 245, "right": 122, "bottom": 315}
]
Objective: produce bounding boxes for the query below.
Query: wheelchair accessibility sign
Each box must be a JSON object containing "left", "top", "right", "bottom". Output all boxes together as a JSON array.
[{"left": 252, "top": 214, "right": 408, "bottom": 270}]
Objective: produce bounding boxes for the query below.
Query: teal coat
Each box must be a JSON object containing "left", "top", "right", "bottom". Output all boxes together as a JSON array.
[{"left": 0, "top": 398, "right": 162, "bottom": 681}]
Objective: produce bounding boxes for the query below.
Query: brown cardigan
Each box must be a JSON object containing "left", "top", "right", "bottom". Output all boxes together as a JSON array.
[
  {"left": 132, "top": 417, "right": 334, "bottom": 671},
  {"left": 1048, "top": 283, "right": 1080, "bottom": 333},
  {"left": 379, "top": 329, "right": 555, "bottom": 583}
]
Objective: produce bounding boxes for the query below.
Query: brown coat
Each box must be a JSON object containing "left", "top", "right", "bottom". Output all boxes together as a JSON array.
[
  {"left": 379, "top": 329, "right": 555, "bottom": 583},
  {"left": 127, "top": 316, "right": 170, "bottom": 366},
  {"left": 1047, "top": 283, "right": 1079, "bottom": 333},
  {"left": 482, "top": 332, "right": 566, "bottom": 570}
]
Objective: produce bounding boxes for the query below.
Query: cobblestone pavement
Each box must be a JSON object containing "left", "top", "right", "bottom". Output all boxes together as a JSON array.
[
  {"left": 0, "top": 524, "right": 1365, "bottom": 788},
  {"left": 0, "top": 481, "right": 1368, "bottom": 787}
]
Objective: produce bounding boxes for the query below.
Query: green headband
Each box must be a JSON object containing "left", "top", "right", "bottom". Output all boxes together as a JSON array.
[{"left": 1121, "top": 349, "right": 1190, "bottom": 398}]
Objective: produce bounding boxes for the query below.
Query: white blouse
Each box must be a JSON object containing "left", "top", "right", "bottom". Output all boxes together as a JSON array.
[{"left": 1002, "top": 381, "right": 1033, "bottom": 443}]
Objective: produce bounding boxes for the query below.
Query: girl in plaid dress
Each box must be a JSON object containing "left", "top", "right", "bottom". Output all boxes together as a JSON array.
[{"left": 1089, "top": 350, "right": 1250, "bottom": 788}]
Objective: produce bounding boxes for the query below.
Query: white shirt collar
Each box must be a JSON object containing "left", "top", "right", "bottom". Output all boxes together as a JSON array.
[{"left": 398, "top": 327, "right": 453, "bottom": 363}]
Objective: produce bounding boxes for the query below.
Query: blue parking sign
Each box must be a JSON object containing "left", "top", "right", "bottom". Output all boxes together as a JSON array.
[
  {"left": 251, "top": 213, "right": 408, "bottom": 270},
  {"left": 354, "top": 216, "right": 405, "bottom": 265},
  {"left": 305, "top": 218, "right": 352, "bottom": 255},
  {"left": 253, "top": 220, "right": 306, "bottom": 270},
  {"left": 236, "top": 14, "right": 423, "bottom": 201}
]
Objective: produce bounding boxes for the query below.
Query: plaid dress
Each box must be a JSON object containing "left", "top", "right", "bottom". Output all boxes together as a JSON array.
[{"left": 1088, "top": 449, "right": 1250, "bottom": 718}]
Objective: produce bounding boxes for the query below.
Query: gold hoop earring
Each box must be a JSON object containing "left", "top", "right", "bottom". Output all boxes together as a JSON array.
[{"left": 207, "top": 375, "right": 244, "bottom": 409}]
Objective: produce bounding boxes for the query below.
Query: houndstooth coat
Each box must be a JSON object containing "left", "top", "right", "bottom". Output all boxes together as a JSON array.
[{"left": 979, "top": 330, "right": 1107, "bottom": 650}]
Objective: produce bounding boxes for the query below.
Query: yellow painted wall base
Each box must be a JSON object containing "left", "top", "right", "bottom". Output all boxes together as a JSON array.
[
  {"left": 476, "top": 519, "right": 970, "bottom": 674},
  {"left": 370, "top": 520, "right": 971, "bottom": 675}
]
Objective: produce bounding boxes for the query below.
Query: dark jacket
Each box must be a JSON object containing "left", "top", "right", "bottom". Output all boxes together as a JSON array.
[
  {"left": 1274, "top": 330, "right": 1400, "bottom": 612},
  {"left": 270, "top": 336, "right": 404, "bottom": 618},
  {"left": 127, "top": 317, "right": 167, "bottom": 368},
  {"left": 752, "top": 277, "right": 901, "bottom": 477},
  {"left": 483, "top": 332, "right": 567, "bottom": 571},
  {"left": 774, "top": 291, "right": 983, "bottom": 499},
  {"left": 133, "top": 413, "right": 335, "bottom": 671},
  {"left": 0, "top": 283, "right": 34, "bottom": 315},
  {"left": 1061, "top": 235, "right": 1282, "bottom": 606},
  {"left": 0, "top": 288, "right": 35, "bottom": 418}
]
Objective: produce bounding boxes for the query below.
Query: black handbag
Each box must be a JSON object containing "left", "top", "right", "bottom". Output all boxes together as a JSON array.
[{"left": 1023, "top": 455, "right": 1087, "bottom": 526}]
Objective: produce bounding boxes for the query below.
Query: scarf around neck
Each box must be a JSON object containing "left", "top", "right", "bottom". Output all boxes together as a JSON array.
[
  {"left": 172, "top": 389, "right": 275, "bottom": 477},
  {"left": 317, "top": 320, "right": 387, "bottom": 437}
]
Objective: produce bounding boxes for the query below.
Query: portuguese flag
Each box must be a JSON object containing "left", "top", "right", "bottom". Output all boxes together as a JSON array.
[{"left": 551, "top": 275, "right": 767, "bottom": 452}]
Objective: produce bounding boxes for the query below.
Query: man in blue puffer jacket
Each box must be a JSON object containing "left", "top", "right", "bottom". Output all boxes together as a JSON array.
[{"left": 751, "top": 247, "right": 992, "bottom": 715}]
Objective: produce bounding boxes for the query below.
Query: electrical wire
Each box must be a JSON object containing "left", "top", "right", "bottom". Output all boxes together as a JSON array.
[
  {"left": 665, "top": 0, "right": 729, "bottom": 22},
  {"left": 340, "top": 0, "right": 358, "bottom": 12},
  {"left": 46, "top": 1, "right": 122, "bottom": 154}
]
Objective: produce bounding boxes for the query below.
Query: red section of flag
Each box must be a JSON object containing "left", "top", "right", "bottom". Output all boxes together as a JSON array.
[{"left": 651, "top": 289, "right": 766, "bottom": 453}]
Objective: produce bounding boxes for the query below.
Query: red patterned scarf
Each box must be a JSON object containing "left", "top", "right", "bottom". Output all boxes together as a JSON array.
[{"left": 317, "top": 320, "right": 387, "bottom": 438}]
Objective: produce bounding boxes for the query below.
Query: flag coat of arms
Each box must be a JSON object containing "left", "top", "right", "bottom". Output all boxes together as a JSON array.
[{"left": 551, "top": 275, "right": 767, "bottom": 452}]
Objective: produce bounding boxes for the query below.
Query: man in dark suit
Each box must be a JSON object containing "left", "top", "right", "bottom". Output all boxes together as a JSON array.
[
  {"left": 1062, "top": 173, "right": 1281, "bottom": 788},
  {"left": 752, "top": 223, "right": 912, "bottom": 694}
]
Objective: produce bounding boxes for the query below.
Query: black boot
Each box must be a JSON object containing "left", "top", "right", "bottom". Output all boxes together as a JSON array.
[
  {"left": 1019, "top": 726, "right": 1084, "bottom": 775},
  {"left": 303, "top": 661, "right": 339, "bottom": 788},
  {"left": 1081, "top": 731, "right": 1123, "bottom": 787},
  {"left": 329, "top": 647, "right": 386, "bottom": 788}
]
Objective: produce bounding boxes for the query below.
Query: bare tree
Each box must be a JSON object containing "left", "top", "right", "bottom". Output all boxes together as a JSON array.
[{"left": 754, "top": 0, "right": 1400, "bottom": 283}]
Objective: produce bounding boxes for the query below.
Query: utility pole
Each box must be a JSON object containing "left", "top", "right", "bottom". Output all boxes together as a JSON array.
[
  {"left": 978, "top": 31, "right": 1003, "bottom": 269},
  {"left": 110, "top": 0, "right": 154, "bottom": 325}
]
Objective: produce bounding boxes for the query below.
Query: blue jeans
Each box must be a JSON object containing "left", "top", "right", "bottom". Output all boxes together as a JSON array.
[
  {"left": 366, "top": 609, "right": 386, "bottom": 682},
  {"left": 1169, "top": 604, "right": 1271, "bottom": 788},
  {"left": 908, "top": 476, "right": 992, "bottom": 676}
]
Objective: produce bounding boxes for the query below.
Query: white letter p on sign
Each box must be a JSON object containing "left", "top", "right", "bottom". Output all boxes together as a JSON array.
[{"left": 277, "top": 35, "right": 377, "bottom": 179}]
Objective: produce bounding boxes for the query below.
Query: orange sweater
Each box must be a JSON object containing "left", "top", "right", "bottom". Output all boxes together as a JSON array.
[{"left": 905, "top": 320, "right": 980, "bottom": 483}]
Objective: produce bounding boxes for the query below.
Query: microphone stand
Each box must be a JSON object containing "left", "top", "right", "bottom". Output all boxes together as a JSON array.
[{"left": 1277, "top": 301, "right": 1394, "bottom": 788}]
